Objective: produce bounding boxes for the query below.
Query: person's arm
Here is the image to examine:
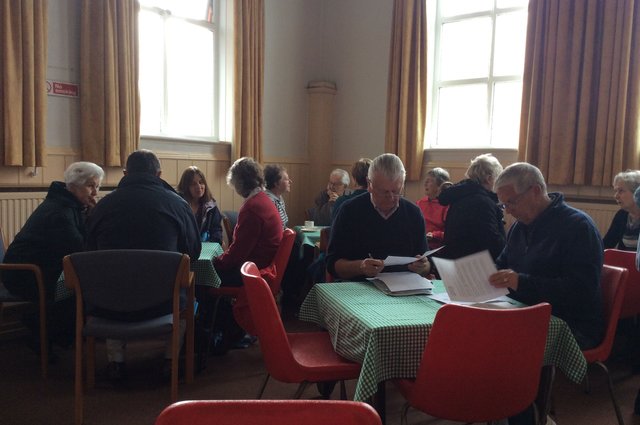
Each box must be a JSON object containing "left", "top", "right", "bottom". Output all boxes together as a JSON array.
[
  {"left": 214, "top": 206, "right": 262, "bottom": 270},
  {"left": 602, "top": 209, "right": 625, "bottom": 249},
  {"left": 334, "top": 257, "right": 385, "bottom": 279}
]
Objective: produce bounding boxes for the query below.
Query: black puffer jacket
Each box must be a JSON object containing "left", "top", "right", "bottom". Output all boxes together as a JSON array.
[{"left": 437, "top": 179, "right": 506, "bottom": 260}]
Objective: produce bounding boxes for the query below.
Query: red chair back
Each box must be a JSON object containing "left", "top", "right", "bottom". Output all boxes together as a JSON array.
[
  {"left": 268, "top": 228, "right": 296, "bottom": 295},
  {"left": 155, "top": 400, "right": 382, "bottom": 425},
  {"left": 603, "top": 249, "right": 638, "bottom": 319},
  {"left": 241, "top": 261, "right": 301, "bottom": 382},
  {"left": 583, "top": 264, "right": 628, "bottom": 362},
  {"left": 410, "top": 302, "right": 551, "bottom": 423}
]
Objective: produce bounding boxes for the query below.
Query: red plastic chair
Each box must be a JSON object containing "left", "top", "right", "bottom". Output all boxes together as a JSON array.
[
  {"left": 393, "top": 302, "right": 551, "bottom": 424},
  {"left": 155, "top": 400, "right": 382, "bottom": 425},
  {"left": 241, "top": 261, "right": 361, "bottom": 399},
  {"left": 604, "top": 249, "right": 639, "bottom": 319},
  {"left": 581, "top": 264, "right": 628, "bottom": 425}
]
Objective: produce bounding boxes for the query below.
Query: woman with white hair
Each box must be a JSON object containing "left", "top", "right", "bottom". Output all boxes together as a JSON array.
[
  {"left": 438, "top": 153, "right": 506, "bottom": 260},
  {"left": 604, "top": 169, "right": 640, "bottom": 250},
  {"left": 2, "top": 161, "right": 104, "bottom": 352}
]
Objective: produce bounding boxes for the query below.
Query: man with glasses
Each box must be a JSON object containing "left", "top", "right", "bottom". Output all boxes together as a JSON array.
[
  {"left": 489, "top": 162, "right": 604, "bottom": 351},
  {"left": 312, "top": 168, "right": 350, "bottom": 225},
  {"left": 489, "top": 162, "right": 604, "bottom": 425},
  {"left": 326, "top": 153, "right": 430, "bottom": 280}
]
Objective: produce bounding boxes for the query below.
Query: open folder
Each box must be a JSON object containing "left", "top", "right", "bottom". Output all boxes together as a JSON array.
[{"left": 367, "top": 272, "right": 433, "bottom": 296}]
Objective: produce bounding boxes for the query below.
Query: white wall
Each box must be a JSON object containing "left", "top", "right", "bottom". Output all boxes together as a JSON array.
[{"left": 323, "top": 0, "right": 392, "bottom": 162}]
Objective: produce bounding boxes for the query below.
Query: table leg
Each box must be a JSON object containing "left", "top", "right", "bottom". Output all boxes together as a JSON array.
[{"left": 535, "top": 365, "right": 556, "bottom": 425}]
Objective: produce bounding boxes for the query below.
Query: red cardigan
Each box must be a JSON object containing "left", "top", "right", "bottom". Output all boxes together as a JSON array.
[
  {"left": 416, "top": 196, "right": 448, "bottom": 249},
  {"left": 214, "top": 191, "right": 283, "bottom": 270}
]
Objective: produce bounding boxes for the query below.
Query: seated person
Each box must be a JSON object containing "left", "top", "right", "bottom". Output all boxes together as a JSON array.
[
  {"left": 488, "top": 162, "right": 604, "bottom": 425},
  {"left": 177, "top": 166, "right": 223, "bottom": 243},
  {"left": 416, "top": 167, "right": 450, "bottom": 249},
  {"left": 264, "top": 164, "right": 291, "bottom": 229},
  {"left": 332, "top": 158, "right": 372, "bottom": 221},
  {"left": 327, "top": 153, "right": 429, "bottom": 280},
  {"left": 438, "top": 153, "right": 506, "bottom": 260},
  {"left": 489, "top": 162, "right": 604, "bottom": 349},
  {"left": 313, "top": 168, "right": 350, "bottom": 225},
  {"left": 3, "top": 162, "right": 104, "bottom": 351},
  {"left": 214, "top": 157, "right": 283, "bottom": 286},
  {"left": 603, "top": 169, "right": 640, "bottom": 251},
  {"left": 87, "top": 149, "right": 201, "bottom": 381}
]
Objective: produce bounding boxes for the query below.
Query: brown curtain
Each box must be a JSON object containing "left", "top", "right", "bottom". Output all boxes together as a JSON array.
[
  {"left": 233, "top": 0, "right": 264, "bottom": 163},
  {"left": 519, "top": 0, "right": 640, "bottom": 186},
  {"left": 385, "top": 0, "right": 427, "bottom": 181},
  {"left": 0, "top": 0, "right": 47, "bottom": 166},
  {"left": 80, "top": 0, "right": 139, "bottom": 167}
]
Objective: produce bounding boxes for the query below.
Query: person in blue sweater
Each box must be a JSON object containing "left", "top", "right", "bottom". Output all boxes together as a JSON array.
[{"left": 489, "top": 162, "right": 604, "bottom": 425}]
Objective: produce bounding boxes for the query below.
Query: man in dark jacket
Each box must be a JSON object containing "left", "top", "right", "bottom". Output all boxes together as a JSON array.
[{"left": 86, "top": 149, "right": 201, "bottom": 381}]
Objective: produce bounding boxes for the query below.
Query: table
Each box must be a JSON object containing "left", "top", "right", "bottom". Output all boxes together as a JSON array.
[
  {"left": 293, "top": 225, "right": 327, "bottom": 259},
  {"left": 299, "top": 280, "right": 587, "bottom": 404},
  {"left": 55, "top": 242, "right": 224, "bottom": 300}
]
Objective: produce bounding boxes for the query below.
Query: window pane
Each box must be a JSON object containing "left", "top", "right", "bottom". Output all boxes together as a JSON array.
[
  {"left": 139, "top": 10, "right": 164, "bottom": 135},
  {"left": 440, "top": 0, "right": 492, "bottom": 17},
  {"left": 439, "top": 18, "right": 492, "bottom": 81},
  {"left": 497, "top": 0, "right": 529, "bottom": 9},
  {"left": 139, "top": 0, "right": 210, "bottom": 21},
  {"left": 436, "top": 85, "right": 488, "bottom": 147},
  {"left": 491, "top": 81, "right": 522, "bottom": 148},
  {"left": 165, "top": 18, "right": 214, "bottom": 137},
  {"left": 493, "top": 11, "right": 527, "bottom": 76}
]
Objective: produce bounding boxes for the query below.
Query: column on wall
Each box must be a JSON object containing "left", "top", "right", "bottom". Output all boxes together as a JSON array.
[{"left": 306, "top": 81, "right": 337, "bottom": 217}]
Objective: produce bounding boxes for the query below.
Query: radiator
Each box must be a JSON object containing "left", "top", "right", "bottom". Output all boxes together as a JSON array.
[{"left": 0, "top": 192, "right": 46, "bottom": 243}]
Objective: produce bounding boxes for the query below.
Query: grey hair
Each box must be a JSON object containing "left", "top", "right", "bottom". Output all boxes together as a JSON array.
[
  {"left": 331, "top": 169, "right": 350, "bottom": 186},
  {"left": 368, "top": 153, "right": 406, "bottom": 182},
  {"left": 466, "top": 153, "right": 503, "bottom": 185},
  {"left": 613, "top": 170, "right": 640, "bottom": 193},
  {"left": 494, "top": 162, "right": 547, "bottom": 195},
  {"left": 427, "top": 167, "right": 450, "bottom": 186},
  {"left": 64, "top": 162, "right": 105, "bottom": 188},
  {"left": 226, "top": 157, "right": 264, "bottom": 198}
]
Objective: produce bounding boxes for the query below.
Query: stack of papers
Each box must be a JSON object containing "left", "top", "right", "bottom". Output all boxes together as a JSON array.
[
  {"left": 367, "top": 272, "right": 433, "bottom": 296},
  {"left": 431, "top": 250, "right": 508, "bottom": 303}
]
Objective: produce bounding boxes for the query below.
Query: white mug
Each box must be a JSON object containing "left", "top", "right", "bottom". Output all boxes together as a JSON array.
[{"left": 304, "top": 220, "right": 314, "bottom": 228}]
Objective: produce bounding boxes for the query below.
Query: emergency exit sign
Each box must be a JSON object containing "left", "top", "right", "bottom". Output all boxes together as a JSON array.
[{"left": 46, "top": 80, "right": 79, "bottom": 98}]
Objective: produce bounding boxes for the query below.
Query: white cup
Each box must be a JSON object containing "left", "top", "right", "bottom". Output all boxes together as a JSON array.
[{"left": 304, "top": 220, "right": 314, "bottom": 228}]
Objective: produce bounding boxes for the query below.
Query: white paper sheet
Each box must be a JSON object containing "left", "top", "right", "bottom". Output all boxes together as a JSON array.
[
  {"left": 431, "top": 250, "right": 508, "bottom": 302},
  {"left": 382, "top": 246, "right": 446, "bottom": 266},
  {"left": 367, "top": 272, "right": 433, "bottom": 296}
]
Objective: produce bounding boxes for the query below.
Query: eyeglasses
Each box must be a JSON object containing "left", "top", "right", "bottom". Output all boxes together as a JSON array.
[
  {"left": 497, "top": 186, "right": 533, "bottom": 210},
  {"left": 369, "top": 182, "right": 404, "bottom": 199}
]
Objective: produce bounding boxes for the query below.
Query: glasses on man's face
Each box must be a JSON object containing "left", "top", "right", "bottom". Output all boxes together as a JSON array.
[
  {"left": 497, "top": 186, "right": 533, "bottom": 210},
  {"left": 370, "top": 183, "right": 404, "bottom": 199}
]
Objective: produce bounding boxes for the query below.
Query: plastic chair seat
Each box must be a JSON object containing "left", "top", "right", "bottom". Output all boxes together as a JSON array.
[{"left": 287, "top": 332, "right": 361, "bottom": 382}]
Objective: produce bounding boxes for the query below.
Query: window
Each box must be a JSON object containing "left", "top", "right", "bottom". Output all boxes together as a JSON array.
[
  {"left": 138, "top": 0, "right": 232, "bottom": 142},
  {"left": 427, "top": 0, "right": 528, "bottom": 149}
]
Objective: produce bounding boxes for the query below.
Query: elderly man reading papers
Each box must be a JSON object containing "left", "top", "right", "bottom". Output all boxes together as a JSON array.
[
  {"left": 326, "top": 153, "right": 430, "bottom": 280},
  {"left": 488, "top": 162, "right": 604, "bottom": 425}
]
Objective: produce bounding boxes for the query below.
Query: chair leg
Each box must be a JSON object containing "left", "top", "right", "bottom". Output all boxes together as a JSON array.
[
  {"left": 86, "top": 337, "right": 96, "bottom": 389},
  {"left": 257, "top": 373, "right": 270, "bottom": 399},
  {"left": 400, "top": 401, "right": 410, "bottom": 425},
  {"left": 198, "top": 294, "right": 225, "bottom": 370},
  {"left": 293, "top": 381, "right": 309, "bottom": 399},
  {"left": 38, "top": 300, "right": 48, "bottom": 379},
  {"left": 595, "top": 361, "right": 625, "bottom": 425},
  {"left": 171, "top": 326, "right": 180, "bottom": 402},
  {"left": 184, "top": 286, "right": 195, "bottom": 384},
  {"left": 75, "top": 338, "right": 83, "bottom": 425}
]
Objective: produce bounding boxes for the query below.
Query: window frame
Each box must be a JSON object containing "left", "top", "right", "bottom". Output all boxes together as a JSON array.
[{"left": 426, "top": 0, "right": 527, "bottom": 150}]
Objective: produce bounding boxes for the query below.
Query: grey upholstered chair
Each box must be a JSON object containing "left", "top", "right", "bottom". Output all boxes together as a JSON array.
[{"left": 63, "top": 249, "right": 194, "bottom": 425}]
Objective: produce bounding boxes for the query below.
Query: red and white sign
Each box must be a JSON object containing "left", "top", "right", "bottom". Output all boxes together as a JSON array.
[{"left": 46, "top": 80, "right": 79, "bottom": 98}]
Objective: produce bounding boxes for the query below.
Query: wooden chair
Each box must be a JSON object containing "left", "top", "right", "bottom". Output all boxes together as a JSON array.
[
  {"left": 581, "top": 264, "right": 628, "bottom": 425},
  {"left": 63, "top": 250, "right": 194, "bottom": 425},
  {"left": 241, "top": 261, "right": 361, "bottom": 399},
  {"left": 393, "top": 302, "right": 551, "bottom": 425},
  {"left": 0, "top": 226, "right": 48, "bottom": 378},
  {"left": 155, "top": 400, "right": 382, "bottom": 425}
]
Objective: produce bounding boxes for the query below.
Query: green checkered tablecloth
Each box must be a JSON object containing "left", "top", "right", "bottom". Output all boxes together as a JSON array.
[
  {"left": 55, "top": 243, "right": 224, "bottom": 300},
  {"left": 191, "top": 242, "right": 224, "bottom": 287},
  {"left": 299, "top": 280, "right": 588, "bottom": 402},
  {"left": 293, "top": 225, "right": 325, "bottom": 259}
]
